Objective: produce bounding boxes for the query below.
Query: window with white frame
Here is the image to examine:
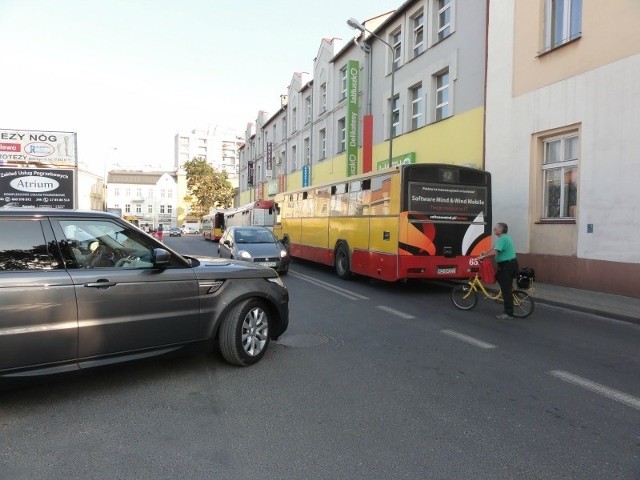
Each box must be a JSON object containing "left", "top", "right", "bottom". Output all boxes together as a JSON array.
[
  {"left": 160, "top": 189, "right": 166, "bottom": 199},
  {"left": 412, "top": 11, "right": 425, "bottom": 57},
  {"left": 320, "top": 83, "right": 327, "bottom": 112},
  {"left": 292, "top": 107, "right": 297, "bottom": 132},
  {"left": 411, "top": 83, "right": 425, "bottom": 130},
  {"left": 437, "top": 0, "right": 452, "bottom": 41},
  {"left": 136, "top": 187, "right": 142, "bottom": 197},
  {"left": 168, "top": 189, "right": 173, "bottom": 199},
  {"left": 340, "top": 67, "right": 348, "bottom": 100},
  {"left": 125, "top": 204, "right": 131, "bottom": 213},
  {"left": 136, "top": 204, "right": 142, "bottom": 214},
  {"left": 160, "top": 205, "right": 165, "bottom": 214},
  {"left": 391, "top": 95, "right": 400, "bottom": 138},
  {"left": 544, "top": 0, "right": 582, "bottom": 51},
  {"left": 148, "top": 204, "right": 153, "bottom": 214},
  {"left": 305, "top": 96, "right": 311, "bottom": 124},
  {"left": 542, "top": 133, "right": 579, "bottom": 219},
  {"left": 125, "top": 188, "right": 131, "bottom": 196},
  {"left": 435, "top": 69, "right": 450, "bottom": 121},
  {"left": 319, "top": 129, "right": 326, "bottom": 159},
  {"left": 114, "top": 187, "right": 120, "bottom": 197},
  {"left": 148, "top": 188, "right": 153, "bottom": 197},
  {"left": 304, "top": 137, "right": 310, "bottom": 165},
  {"left": 338, "top": 117, "right": 346, "bottom": 152},
  {"left": 391, "top": 29, "right": 402, "bottom": 70},
  {"left": 167, "top": 205, "right": 173, "bottom": 214},
  {"left": 273, "top": 124, "right": 277, "bottom": 142}
]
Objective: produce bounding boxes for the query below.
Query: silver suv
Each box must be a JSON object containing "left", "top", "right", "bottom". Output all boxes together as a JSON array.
[{"left": 0, "top": 209, "right": 288, "bottom": 381}]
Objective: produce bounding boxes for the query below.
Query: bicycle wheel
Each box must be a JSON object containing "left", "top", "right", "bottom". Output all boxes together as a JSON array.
[
  {"left": 512, "top": 290, "right": 534, "bottom": 318},
  {"left": 451, "top": 284, "right": 478, "bottom": 310}
]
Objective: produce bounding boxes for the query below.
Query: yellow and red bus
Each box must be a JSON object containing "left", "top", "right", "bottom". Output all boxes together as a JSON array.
[
  {"left": 273, "top": 163, "right": 492, "bottom": 281},
  {"left": 224, "top": 200, "right": 275, "bottom": 229},
  {"left": 202, "top": 209, "right": 227, "bottom": 241}
]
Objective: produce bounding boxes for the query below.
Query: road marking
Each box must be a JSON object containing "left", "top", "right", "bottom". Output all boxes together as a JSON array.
[
  {"left": 549, "top": 370, "right": 640, "bottom": 411},
  {"left": 440, "top": 329, "right": 497, "bottom": 349},
  {"left": 376, "top": 305, "right": 415, "bottom": 319},
  {"left": 288, "top": 271, "right": 369, "bottom": 300}
]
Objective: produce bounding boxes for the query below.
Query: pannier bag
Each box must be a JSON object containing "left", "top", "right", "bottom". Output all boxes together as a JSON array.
[
  {"left": 517, "top": 267, "right": 535, "bottom": 289},
  {"left": 479, "top": 259, "right": 496, "bottom": 285}
]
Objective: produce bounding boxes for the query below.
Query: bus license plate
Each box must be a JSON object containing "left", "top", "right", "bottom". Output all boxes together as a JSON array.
[
  {"left": 437, "top": 267, "right": 457, "bottom": 274},
  {"left": 258, "top": 262, "right": 277, "bottom": 267}
]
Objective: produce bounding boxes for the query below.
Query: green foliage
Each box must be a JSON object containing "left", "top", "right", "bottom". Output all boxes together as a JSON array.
[{"left": 183, "top": 157, "right": 234, "bottom": 218}]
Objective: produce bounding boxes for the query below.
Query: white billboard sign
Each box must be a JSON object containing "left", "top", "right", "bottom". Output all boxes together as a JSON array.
[{"left": 0, "top": 129, "right": 77, "bottom": 167}]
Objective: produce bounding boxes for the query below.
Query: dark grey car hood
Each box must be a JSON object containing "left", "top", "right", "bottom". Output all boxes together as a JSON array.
[{"left": 184, "top": 255, "right": 277, "bottom": 280}]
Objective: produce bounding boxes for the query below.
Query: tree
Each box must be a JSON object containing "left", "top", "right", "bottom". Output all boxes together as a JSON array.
[{"left": 183, "top": 157, "right": 234, "bottom": 218}]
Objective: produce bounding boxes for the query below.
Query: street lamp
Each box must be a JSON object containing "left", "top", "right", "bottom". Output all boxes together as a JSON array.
[{"left": 347, "top": 17, "right": 396, "bottom": 168}]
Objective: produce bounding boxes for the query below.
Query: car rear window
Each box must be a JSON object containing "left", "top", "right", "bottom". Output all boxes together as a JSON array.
[{"left": 0, "top": 219, "right": 59, "bottom": 271}]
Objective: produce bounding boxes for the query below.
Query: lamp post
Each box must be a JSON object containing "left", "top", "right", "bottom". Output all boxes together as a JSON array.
[{"left": 347, "top": 17, "right": 396, "bottom": 168}]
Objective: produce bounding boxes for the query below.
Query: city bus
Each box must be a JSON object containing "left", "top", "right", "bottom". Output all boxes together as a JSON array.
[
  {"left": 273, "top": 163, "right": 492, "bottom": 282},
  {"left": 224, "top": 200, "right": 275, "bottom": 229},
  {"left": 202, "top": 209, "right": 227, "bottom": 241}
]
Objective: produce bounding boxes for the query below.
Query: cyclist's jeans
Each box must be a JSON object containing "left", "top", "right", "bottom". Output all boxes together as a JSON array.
[{"left": 496, "top": 259, "right": 518, "bottom": 315}]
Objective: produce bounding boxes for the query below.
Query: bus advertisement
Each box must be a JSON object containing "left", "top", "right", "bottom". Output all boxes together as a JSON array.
[{"left": 273, "top": 163, "right": 492, "bottom": 282}]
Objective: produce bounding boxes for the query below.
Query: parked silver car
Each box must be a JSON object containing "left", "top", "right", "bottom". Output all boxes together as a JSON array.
[
  {"left": 0, "top": 209, "right": 289, "bottom": 382},
  {"left": 218, "top": 226, "right": 290, "bottom": 275}
]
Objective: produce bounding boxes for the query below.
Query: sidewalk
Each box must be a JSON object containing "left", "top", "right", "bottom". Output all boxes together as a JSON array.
[{"left": 530, "top": 282, "right": 640, "bottom": 324}]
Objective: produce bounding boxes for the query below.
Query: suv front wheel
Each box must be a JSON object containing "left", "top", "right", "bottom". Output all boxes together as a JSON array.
[{"left": 219, "top": 298, "right": 271, "bottom": 366}]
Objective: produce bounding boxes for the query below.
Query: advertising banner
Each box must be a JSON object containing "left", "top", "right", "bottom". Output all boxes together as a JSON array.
[
  {"left": 0, "top": 129, "right": 77, "bottom": 168},
  {"left": 266, "top": 142, "right": 273, "bottom": 176},
  {"left": 408, "top": 182, "right": 487, "bottom": 222},
  {"left": 0, "top": 167, "right": 75, "bottom": 208},
  {"left": 376, "top": 152, "right": 416, "bottom": 170},
  {"left": 247, "top": 161, "right": 254, "bottom": 186},
  {"left": 302, "top": 165, "right": 310, "bottom": 187},
  {"left": 346, "top": 59, "right": 360, "bottom": 177}
]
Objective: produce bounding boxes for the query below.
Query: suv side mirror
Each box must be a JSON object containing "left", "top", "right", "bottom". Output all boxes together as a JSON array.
[{"left": 152, "top": 248, "right": 171, "bottom": 269}]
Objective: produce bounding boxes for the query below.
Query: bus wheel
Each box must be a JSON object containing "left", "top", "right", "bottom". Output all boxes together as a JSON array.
[{"left": 335, "top": 243, "right": 352, "bottom": 280}]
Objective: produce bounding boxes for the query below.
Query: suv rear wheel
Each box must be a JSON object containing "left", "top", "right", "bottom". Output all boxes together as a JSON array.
[{"left": 219, "top": 298, "right": 271, "bottom": 366}]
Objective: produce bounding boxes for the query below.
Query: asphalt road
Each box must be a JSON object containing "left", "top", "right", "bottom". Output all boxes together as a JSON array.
[{"left": 1, "top": 234, "right": 638, "bottom": 479}]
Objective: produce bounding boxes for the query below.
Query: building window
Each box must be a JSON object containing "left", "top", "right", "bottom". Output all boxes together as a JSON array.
[
  {"left": 319, "top": 129, "right": 326, "bottom": 159},
  {"left": 411, "top": 83, "right": 425, "bottom": 130},
  {"left": 114, "top": 187, "right": 120, "bottom": 197},
  {"left": 292, "top": 107, "right": 297, "bottom": 132},
  {"left": 148, "top": 204, "right": 153, "bottom": 214},
  {"left": 391, "top": 29, "right": 402, "bottom": 70},
  {"left": 338, "top": 118, "right": 346, "bottom": 153},
  {"left": 542, "top": 134, "right": 579, "bottom": 219},
  {"left": 125, "top": 188, "right": 131, "bottom": 196},
  {"left": 435, "top": 69, "right": 450, "bottom": 121},
  {"left": 136, "top": 188, "right": 142, "bottom": 197},
  {"left": 291, "top": 145, "right": 297, "bottom": 170},
  {"left": 167, "top": 205, "right": 173, "bottom": 214},
  {"left": 273, "top": 124, "right": 277, "bottom": 142},
  {"left": 305, "top": 96, "right": 311, "bottom": 124},
  {"left": 391, "top": 95, "right": 400, "bottom": 138},
  {"left": 136, "top": 204, "right": 142, "bottom": 214},
  {"left": 340, "top": 67, "right": 348, "bottom": 100},
  {"left": 412, "top": 11, "right": 425, "bottom": 57},
  {"left": 304, "top": 137, "right": 310, "bottom": 165},
  {"left": 160, "top": 205, "right": 165, "bottom": 214},
  {"left": 125, "top": 204, "right": 131, "bottom": 213},
  {"left": 544, "top": 0, "right": 582, "bottom": 51},
  {"left": 168, "top": 189, "right": 173, "bottom": 199},
  {"left": 437, "top": 0, "right": 452, "bottom": 41},
  {"left": 320, "top": 83, "right": 327, "bottom": 112},
  {"left": 160, "top": 189, "right": 166, "bottom": 199},
  {"left": 148, "top": 188, "right": 153, "bottom": 197}
]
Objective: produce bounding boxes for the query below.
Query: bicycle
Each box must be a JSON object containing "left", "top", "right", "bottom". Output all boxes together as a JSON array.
[{"left": 450, "top": 260, "right": 535, "bottom": 318}]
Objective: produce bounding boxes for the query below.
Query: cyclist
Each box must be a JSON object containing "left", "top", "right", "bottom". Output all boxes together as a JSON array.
[{"left": 478, "top": 222, "right": 518, "bottom": 319}]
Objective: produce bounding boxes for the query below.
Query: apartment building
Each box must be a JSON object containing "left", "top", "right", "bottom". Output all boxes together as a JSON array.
[{"left": 485, "top": 0, "right": 640, "bottom": 296}]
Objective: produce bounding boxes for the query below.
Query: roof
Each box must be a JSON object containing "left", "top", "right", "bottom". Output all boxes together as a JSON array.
[{"left": 107, "top": 170, "right": 176, "bottom": 185}]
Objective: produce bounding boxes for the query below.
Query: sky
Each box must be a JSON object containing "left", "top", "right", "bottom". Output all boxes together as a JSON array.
[{"left": 0, "top": 0, "right": 398, "bottom": 174}]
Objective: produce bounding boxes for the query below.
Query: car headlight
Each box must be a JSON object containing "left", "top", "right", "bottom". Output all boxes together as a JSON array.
[
  {"left": 280, "top": 249, "right": 288, "bottom": 258},
  {"left": 238, "top": 250, "right": 252, "bottom": 260}
]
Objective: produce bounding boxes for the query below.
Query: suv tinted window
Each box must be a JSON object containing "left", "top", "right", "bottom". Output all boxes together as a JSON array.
[{"left": 0, "top": 219, "right": 58, "bottom": 271}]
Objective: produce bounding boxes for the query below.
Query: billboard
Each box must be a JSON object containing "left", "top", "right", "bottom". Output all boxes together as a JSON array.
[
  {"left": 346, "top": 59, "right": 360, "bottom": 177},
  {"left": 0, "top": 129, "right": 77, "bottom": 168},
  {"left": 0, "top": 167, "right": 75, "bottom": 208}
]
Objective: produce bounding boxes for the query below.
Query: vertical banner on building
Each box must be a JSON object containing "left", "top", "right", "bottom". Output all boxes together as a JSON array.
[
  {"left": 346, "top": 59, "right": 360, "bottom": 177},
  {"left": 257, "top": 182, "right": 264, "bottom": 200},
  {"left": 278, "top": 174, "right": 286, "bottom": 193},
  {"left": 302, "top": 165, "right": 310, "bottom": 187},
  {"left": 266, "top": 142, "right": 273, "bottom": 180},
  {"left": 247, "top": 161, "right": 254, "bottom": 186}
]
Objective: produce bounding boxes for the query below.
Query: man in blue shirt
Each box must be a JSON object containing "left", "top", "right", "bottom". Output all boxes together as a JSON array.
[{"left": 479, "top": 222, "right": 518, "bottom": 319}]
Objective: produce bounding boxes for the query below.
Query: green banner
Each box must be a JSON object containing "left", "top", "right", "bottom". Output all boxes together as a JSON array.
[
  {"left": 376, "top": 152, "right": 416, "bottom": 170},
  {"left": 346, "top": 60, "right": 359, "bottom": 177}
]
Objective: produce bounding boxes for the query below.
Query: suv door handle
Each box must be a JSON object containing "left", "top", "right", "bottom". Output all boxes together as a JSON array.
[{"left": 84, "top": 280, "right": 117, "bottom": 288}]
